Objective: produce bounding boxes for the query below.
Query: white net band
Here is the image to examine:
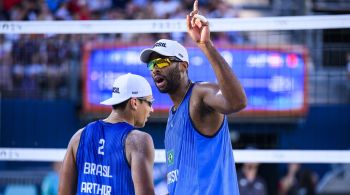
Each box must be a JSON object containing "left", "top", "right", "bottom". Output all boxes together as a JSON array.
[
  {"left": 1, "top": 148, "right": 350, "bottom": 163},
  {"left": 0, "top": 14, "right": 349, "bottom": 34}
]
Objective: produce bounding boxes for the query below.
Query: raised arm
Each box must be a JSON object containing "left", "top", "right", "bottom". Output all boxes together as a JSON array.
[
  {"left": 59, "top": 129, "right": 82, "bottom": 195},
  {"left": 125, "top": 130, "right": 155, "bottom": 195},
  {"left": 186, "top": 0, "right": 247, "bottom": 114}
]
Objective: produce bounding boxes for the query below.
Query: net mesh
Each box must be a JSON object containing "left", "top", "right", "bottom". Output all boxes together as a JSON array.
[
  {"left": 0, "top": 15, "right": 350, "bottom": 195},
  {"left": 0, "top": 15, "right": 349, "bottom": 158}
]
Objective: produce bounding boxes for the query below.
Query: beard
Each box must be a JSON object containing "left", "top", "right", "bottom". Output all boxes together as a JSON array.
[{"left": 156, "top": 66, "right": 181, "bottom": 94}]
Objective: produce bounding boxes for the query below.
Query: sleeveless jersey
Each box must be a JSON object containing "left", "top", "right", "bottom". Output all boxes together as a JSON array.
[
  {"left": 165, "top": 83, "right": 240, "bottom": 195},
  {"left": 76, "top": 120, "right": 135, "bottom": 195}
]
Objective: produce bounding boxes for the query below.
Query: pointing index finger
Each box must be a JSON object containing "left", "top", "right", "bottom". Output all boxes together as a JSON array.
[{"left": 193, "top": 0, "right": 198, "bottom": 12}]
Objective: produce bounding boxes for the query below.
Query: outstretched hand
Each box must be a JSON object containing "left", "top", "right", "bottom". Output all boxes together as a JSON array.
[{"left": 186, "top": 0, "right": 211, "bottom": 44}]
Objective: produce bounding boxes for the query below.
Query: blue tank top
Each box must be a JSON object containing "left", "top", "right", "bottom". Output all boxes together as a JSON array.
[
  {"left": 76, "top": 120, "right": 135, "bottom": 195},
  {"left": 165, "top": 83, "right": 240, "bottom": 195}
]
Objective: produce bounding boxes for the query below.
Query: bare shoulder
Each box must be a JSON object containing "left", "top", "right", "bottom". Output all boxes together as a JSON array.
[
  {"left": 125, "top": 130, "right": 154, "bottom": 152},
  {"left": 192, "top": 82, "right": 219, "bottom": 99},
  {"left": 68, "top": 128, "right": 84, "bottom": 157},
  {"left": 192, "top": 81, "right": 219, "bottom": 92},
  {"left": 190, "top": 82, "right": 225, "bottom": 135},
  {"left": 191, "top": 82, "right": 219, "bottom": 109},
  {"left": 70, "top": 128, "right": 84, "bottom": 147}
]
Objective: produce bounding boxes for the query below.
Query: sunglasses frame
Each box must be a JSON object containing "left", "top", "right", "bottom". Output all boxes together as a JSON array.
[
  {"left": 147, "top": 56, "right": 183, "bottom": 71},
  {"left": 137, "top": 97, "right": 154, "bottom": 107}
]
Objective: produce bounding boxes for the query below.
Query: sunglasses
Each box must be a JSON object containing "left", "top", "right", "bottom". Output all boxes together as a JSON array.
[
  {"left": 147, "top": 57, "right": 182, "bottom": 71},
  {"left": 137, "top": 97, "right": 154, "bottom": 107}
]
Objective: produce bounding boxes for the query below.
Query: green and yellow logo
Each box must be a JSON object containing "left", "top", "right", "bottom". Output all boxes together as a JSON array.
[{"left": 167, "top": 150, "right": 174, "bottom": 166}]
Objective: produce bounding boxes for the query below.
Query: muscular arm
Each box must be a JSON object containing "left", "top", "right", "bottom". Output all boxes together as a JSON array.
[
  {"left": 125, "top": 130, "right": 155, "bottom": 195},
  {"left": 198, "top": 42, "right": 247, "bottom": 114},
  {"left": 58, "top": 129, "right": 83, "bottom": 195},
  {"left": 186, "top": 0, "right": 247, "bottom": 114}
]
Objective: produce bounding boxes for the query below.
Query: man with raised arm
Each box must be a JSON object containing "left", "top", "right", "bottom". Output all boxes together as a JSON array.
[{"left": 139, "top": 0, "right": 247, "bottom": 194}]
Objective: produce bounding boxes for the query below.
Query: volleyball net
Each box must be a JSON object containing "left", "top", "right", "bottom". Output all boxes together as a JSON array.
[
  {"left": 0, "top": 14, "right": 350, "bottom": 164},
  {"left": 1, "top": 148, "right": 350, "bottom": 163}
]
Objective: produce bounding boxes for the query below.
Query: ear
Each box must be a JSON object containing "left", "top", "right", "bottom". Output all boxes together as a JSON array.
[
  {"left": 130, "top": 98, "right": 138, "bottom": 110},
  {"left": 179, "top": 61, "right": 188, "bottom": 72}
]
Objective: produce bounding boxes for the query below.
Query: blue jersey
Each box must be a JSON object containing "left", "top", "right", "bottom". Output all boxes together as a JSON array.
[
  {"left": 165, "top": 83, "right": 240, "bottom": 195},
  {"left": 76, "top": 120, "right": 135, "bottom": 195}
]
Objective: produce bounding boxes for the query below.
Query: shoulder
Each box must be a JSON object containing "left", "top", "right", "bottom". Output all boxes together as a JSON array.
[
  {"left": 190, "top": 82, "right": 219, "bottom": 109},
  {"left": 125, "top": 130, "right": 154, "bottom": 152},
  {"left": 68, "top": 128, "right": 84, "bottom": 157},
  {"left": 192, "top": 82, "right": 219, "bottom": 92},
  {"left": 191, "top": 82, "right": 219, "bottom": 99},
  {"left": 70, "top": 128, "right": 84, "bottom": 147}
]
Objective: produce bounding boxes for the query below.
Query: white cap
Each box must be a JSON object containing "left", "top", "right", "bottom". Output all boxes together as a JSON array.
[
  {"left": 100, "top": 73, "right": 152, "bottom": 106},
  {"left": 140, "top": 39, "right": 189, "bottom": 63}
]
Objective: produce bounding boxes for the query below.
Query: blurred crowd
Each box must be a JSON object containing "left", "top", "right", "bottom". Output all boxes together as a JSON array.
[
  {"left": 237, "top": 162, "right": 319, "bottom": 195},
  {"left": 0, "top": 0, "right": 239, "bottom": 21},
  {"left": 0, "top": 0, "right": 246, "bottom": 99}
]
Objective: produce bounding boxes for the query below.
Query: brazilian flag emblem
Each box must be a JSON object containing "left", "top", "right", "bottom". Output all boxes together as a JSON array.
[{"left": 167, "top": 150, "right": 174, "bottom": 166}]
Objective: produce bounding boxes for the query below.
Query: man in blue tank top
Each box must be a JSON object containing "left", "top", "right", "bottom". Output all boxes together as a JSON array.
[
  {"left": 140, "top": 1, "right": 247, "bottom": 194},
  {"left": 59, "top": 73, "right": 156, "bottom": 195}
]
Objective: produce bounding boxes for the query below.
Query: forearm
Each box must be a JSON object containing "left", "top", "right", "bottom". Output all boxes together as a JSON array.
[{"left": 198, "top": 41, "right": 247, "bottom": 110}]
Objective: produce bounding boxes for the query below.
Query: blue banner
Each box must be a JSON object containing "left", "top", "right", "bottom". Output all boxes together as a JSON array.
[{"left": 84, "top": 44, "right": 307, "bottom": 115}]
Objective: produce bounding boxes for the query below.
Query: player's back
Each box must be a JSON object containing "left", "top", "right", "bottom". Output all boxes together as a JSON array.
[{"left": 76, "top": 120, "right": 135, "bottom": 195}]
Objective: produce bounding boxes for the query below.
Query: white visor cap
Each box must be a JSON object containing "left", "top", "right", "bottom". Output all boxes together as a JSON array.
[
  {"left": 140, "top": 39, "right": 189, "bottom": 63},
  {"left": 100, "top": 73, "right": 152, "bottom": 106}
]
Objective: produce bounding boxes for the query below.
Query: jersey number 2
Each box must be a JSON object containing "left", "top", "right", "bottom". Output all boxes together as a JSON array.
[{"left": 98, "top": 139, "right": 105, "bottom": 155}]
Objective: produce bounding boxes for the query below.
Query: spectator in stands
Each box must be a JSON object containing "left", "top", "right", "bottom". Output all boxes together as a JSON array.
[
  {"left": 238, "top": 146, "right": 268, "bottom": 195},
  {"left": 41, "top": 161, "right": 62, "bottom": 195},
  {"left": 238, "top": 162, "right": 268, "bottom": 195},
  {"left": 67, "top": 0, "right": 91, "bottom": 20},
  {"left": 279, "top": 163, "right": 318, "bottom": 195},
  {"left": 54, "top": 2, "right": 72, "bottom": 20},
  {"left": 152, "top": 0, "right": 180, "bottom": 19},
  {"left": 298, "top": 169, "right": 318, "bottom": 195},
  {"left": 278, "top": 163, "right": 301, "bottom": 195},
  {"left": 38, "top": 1, "right": 54, "bottom": 20},
  {"left": 86, "top": 0, "right": 112, "bottom": 14},
  {"left": 45, "top": 0, "right": 65, "bottom": 13},
  {"left": 208, "top": 0, "right": 244, "bottom": 44}
]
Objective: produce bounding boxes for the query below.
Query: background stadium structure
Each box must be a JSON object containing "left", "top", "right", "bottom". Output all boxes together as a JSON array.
[{"left": 1, "top": 0, "right": 350, "bottom": 194}]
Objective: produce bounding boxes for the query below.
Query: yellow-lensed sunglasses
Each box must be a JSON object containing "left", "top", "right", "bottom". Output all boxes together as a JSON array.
[{"left": 147, "top": 57, "right": 182, "bottom": 71}]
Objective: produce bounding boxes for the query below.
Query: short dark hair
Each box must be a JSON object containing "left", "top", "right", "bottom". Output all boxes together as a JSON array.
[{"left": 112, "top": 98, "right": 130, "bottom": 110}]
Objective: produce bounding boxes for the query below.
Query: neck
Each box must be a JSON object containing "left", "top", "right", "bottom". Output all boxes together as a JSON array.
[
  {"left": 169, "top": 79, "right": 192, "bottom": 110},
  {"left": 103, "top": 110, "right": 134, "bottom": 126}
]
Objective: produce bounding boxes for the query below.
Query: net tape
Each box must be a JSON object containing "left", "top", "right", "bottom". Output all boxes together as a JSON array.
[{"left": 0, "top": 15, "right": 349, "bottom": 34}]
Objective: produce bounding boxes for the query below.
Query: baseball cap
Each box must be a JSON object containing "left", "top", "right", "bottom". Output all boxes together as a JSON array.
[
  {"left": 100, "top": 73, "right": 152, "bottom": 106},
  {"left": 140, "top": 39, "right": 189, "bottom": 63}
]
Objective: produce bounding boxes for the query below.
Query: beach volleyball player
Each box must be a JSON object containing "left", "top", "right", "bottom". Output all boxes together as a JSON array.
[
  {"left": 59, "top": 73, "right": 155, "bottom": 195},
  {"left": 139, "top": 0, "right": 247, "bottom": 194}
]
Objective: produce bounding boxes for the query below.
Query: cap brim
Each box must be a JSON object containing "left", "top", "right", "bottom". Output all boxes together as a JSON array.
[
  {"left": 100, "top": 97, "right": 129, "bottom": 106},
  {"left": 140, "top": 48, "right": 174, "bottom": 63}
]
